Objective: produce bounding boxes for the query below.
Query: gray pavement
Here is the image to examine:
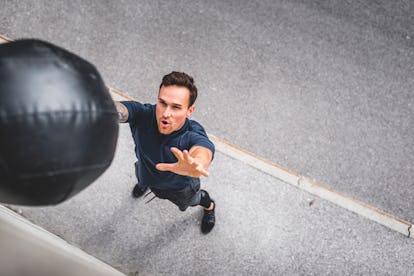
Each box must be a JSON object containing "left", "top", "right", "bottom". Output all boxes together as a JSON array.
[
  {"left": 1, "top": 0, "right": 414, "bottom": 274},
  {"left": 10, "top": 124, "right": 414, "bottom": 275},
  {"left": 1, "top": 0, "right": 412, "bottom": 222}
]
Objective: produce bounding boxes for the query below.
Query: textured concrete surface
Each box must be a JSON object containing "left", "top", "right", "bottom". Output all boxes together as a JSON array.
[
  {"left": 10, "top": 124, "right": 414, "bottom": 275},
  {"left": 1, "top": 0, "right": 414, "bottom": 275},
  {"left": 1, "top": 0, "right": 412, "bottom": 222},
  {"left": 0, "top": 206, "right": 124, "bottom": 276}
]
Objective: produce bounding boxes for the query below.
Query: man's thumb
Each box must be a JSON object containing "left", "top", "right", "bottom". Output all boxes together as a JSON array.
[{"left": 156, "top": 163, "right": 170, "bottom": 171}]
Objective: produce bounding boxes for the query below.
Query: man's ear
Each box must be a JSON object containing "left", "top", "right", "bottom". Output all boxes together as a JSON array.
[{"left": 187, "top": 105, "right": 195, "bottom": 117}]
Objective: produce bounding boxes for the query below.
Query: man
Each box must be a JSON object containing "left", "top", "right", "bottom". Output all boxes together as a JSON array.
[{"left": 115, "top": 71, "right": 216, "bottom": 234}]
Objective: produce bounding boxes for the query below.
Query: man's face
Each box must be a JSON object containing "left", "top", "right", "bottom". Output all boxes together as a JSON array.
[{"left": 156, "top": 85, "right": 194, "bottom": 135}]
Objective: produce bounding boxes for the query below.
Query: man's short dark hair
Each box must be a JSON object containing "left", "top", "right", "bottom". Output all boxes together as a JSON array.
[{"left": 160, "top": 71, "right": 198, "bottom": 107}]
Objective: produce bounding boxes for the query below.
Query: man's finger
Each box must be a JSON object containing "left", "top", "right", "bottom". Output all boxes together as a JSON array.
[
  {"left": 182, "top": 150, "right": 193, "bottom": 164},
  {"left": 199, "top": 168, "right": 209, "bottom": 177},
  {"left": 156, "top": 163, "right": 175, "bottom": 171},
  {"left": 170, "top": 147, "right": 184, "bottom": 161},
  {"left": 196, "top": 164, "right": 209, "bottom": 177}
]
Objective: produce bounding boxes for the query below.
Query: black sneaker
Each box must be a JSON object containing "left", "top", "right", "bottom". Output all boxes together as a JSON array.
[
  {"left": 201, "top": 201, "right": 215, "bottom": 234},
  {"left": 132, "top": 184, "right": 148, "bottom": 198}
]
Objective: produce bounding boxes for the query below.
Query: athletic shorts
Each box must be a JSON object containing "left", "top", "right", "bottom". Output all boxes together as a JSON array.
[{"left": 150, "top": 178, "right": 202, "bottom": 211}]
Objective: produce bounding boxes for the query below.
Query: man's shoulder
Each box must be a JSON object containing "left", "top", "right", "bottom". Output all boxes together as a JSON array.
[
  {"left": 122, "top": 101, "right": 155, "bottom": 123},
  {"left": 184, "top": 119, "right": 214, "bottom": 151},
  {"left": 176, "top": 119, "right": 208, "bottom": 142},
  {"left": 187, "top": 119, "right": 208, "bottom": 136},
  {"left": 122, "top": 101, "right": 155, "bottom": 112}
]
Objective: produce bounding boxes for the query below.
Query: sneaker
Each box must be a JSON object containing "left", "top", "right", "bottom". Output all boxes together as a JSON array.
[
  {"left": 132, "top": 184, "right": 148, "bottom": 198},
  {"left": 201, "top": 201, "right": 215, "bottom": 234}
]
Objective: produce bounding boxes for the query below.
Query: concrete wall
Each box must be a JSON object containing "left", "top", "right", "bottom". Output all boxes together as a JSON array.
[{"left": 0, "top": 205, "right": 124, "bottom": 276}]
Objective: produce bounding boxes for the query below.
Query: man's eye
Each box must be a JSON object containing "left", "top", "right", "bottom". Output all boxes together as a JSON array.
[{"left": 173, "top": 106, "right": 181, "bottom": 110}]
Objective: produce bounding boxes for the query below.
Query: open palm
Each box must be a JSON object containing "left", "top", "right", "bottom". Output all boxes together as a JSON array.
[{"left": 156, "top": 147, "right": 209, "bottom": 178}]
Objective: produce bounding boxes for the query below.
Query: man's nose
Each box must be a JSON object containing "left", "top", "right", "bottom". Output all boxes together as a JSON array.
[{"left": 163, "top": 106, "right": 172, "bottom": 117}]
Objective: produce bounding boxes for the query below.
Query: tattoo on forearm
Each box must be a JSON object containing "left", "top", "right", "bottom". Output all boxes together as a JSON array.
[{"left": 115, "top": 102, "right": 128, "bottom": 122}]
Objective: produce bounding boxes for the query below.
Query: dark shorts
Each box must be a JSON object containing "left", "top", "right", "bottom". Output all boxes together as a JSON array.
[
  {"left": 135, "top": 161, "right": 202, "bottom": 211},
  {"left": 150, "top": 178, "right": 202, "bottom": 211}
]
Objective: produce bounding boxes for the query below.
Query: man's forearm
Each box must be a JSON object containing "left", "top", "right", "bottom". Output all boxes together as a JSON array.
[
  {"left": 189, "top": 146, "right": 213, "bottom": 171},
  {"left": 115, "top": 101, "right": 129, "bottom": 123}
]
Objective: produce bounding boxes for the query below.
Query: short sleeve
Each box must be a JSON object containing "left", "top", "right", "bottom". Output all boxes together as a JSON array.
[
  {"left": 121, "top": 101, "right": 153, "bottom": 124},
  {"left": 190, "top": 133, "right": 215, "bottom": 159},
  {"left": 186, "top": 120, "right": 215, "bottom": 158}
]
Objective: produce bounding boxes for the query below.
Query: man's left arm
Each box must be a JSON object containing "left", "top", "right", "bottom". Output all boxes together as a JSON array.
[{"left": 189, "top": 145, "right": 213, "bottom": 172}]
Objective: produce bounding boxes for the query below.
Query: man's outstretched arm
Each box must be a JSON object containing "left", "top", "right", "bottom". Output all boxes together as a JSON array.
[
  {"left": 114, "top": 101, "right": 129, "bottom": 123},
  {"left": 156, "top": 146, "right": 213, "bottom": 178}
]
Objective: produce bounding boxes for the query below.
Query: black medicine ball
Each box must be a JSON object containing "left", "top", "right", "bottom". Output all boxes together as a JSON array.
[{"left": 0, "top": 39, "right": 119, "bottom": 205}]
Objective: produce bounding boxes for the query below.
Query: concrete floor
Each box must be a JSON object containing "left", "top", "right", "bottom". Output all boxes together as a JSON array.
[
  {"left": 1, "top": 0, "right": 412, "bottom": 222},
  {"left": 1, "top": 0, "right": 414, "bottom": 275},
  {"left": 11, "top": 124, "right": 414, "bottom": 275}
]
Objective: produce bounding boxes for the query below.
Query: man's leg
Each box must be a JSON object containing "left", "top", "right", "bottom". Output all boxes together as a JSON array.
[
  {"left": 198, "top": 190, "right": 216, "bottom": 234},
  {"left": 151, "top": 180, "right": 216, "bottom": 234},
  {"left": 187, "top": 179, "right": 216, "bottom": 234},
  {"left": 132, "top": 161, "right": 148, "bottom": 198}
]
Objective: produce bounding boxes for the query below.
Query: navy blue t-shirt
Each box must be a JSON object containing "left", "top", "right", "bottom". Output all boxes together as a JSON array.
[{"left": 122, "top": 101, "right": 215, "bottom": 190}]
